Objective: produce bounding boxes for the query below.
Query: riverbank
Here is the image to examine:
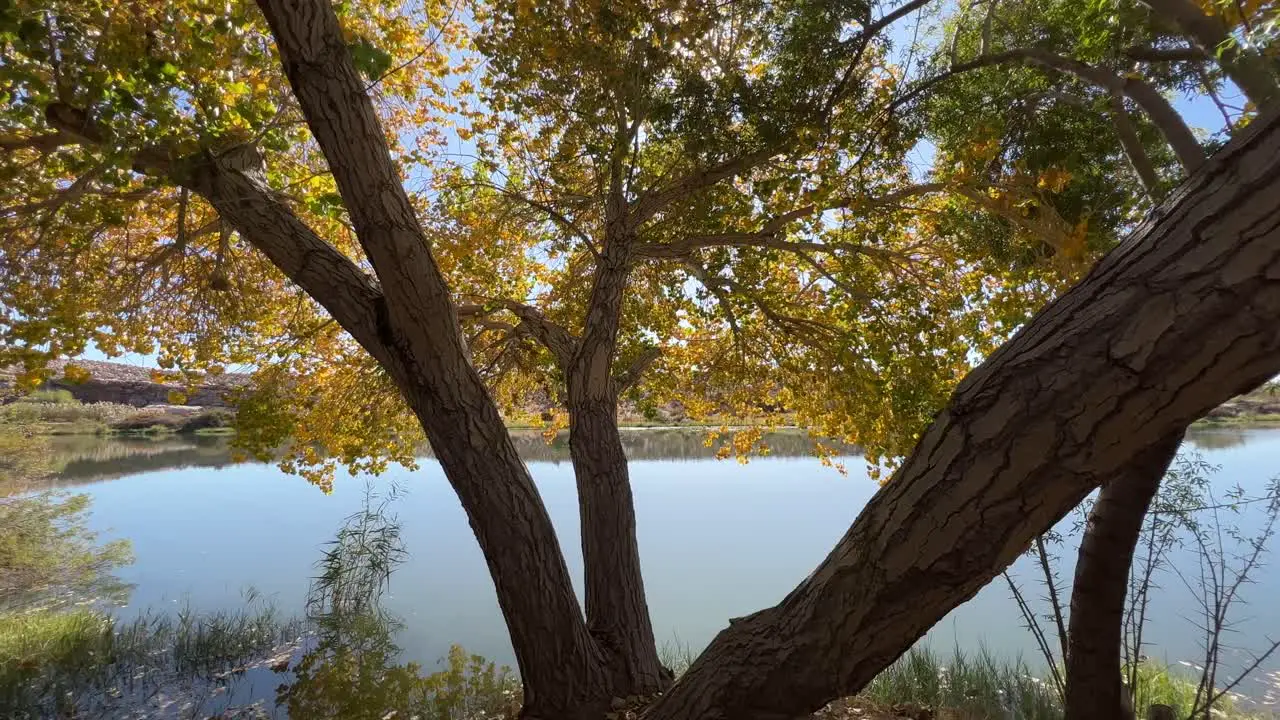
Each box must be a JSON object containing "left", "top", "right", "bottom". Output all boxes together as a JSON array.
[
  {"left": 4, "top": 606, "right": 1272, "bottom": 720},
  {"left": 0, "top": 391, "right": 234, "bottom": 438},
  {"left": 7, "top": 432, "right": 1280, "bottom": 719},
  {"left": 0, "top": 390, "right": 769, "bottom": 439},
  {"left": 6, "top": 388, "right": 1280, "bottom": 440}
]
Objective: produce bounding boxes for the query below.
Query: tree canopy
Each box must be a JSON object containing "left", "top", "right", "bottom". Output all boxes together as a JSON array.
[
  {"left": 4, "top": 0, "right": 1280, "bottom": 717},
  {"left": 0, "top": 0, "right": 1196, "bottom": 475}
]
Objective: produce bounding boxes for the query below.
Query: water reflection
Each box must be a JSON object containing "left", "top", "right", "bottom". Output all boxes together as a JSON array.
[
  {"left": 25, "top": 425, "right": 1280, "bottom": 716},
  {"left": 279, "top": 484, "right": 520, "bottom": 720},
  {"left": 41, "top": 428, "right": 857, "bottom": 489},
  {"left": 1184, "top": 427, "right": 1252, "bottom": 450}
]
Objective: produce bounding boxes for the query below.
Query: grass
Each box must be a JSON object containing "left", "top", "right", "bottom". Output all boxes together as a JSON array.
[
  {"left": 659, "top": 639, "right": 1265, "bottom": 720},
  {"left": 0, "top": 602, "right": 304, "bottom": 719},
  {"left": 2, "top": 619, "right": 1268, "bottom": 720},
  {"left": 1131, "top": 659, "right": 1205, "bottom": 719},
  {"left": 862, "top": 646, "right": 1062, "bottom": 720},
  {"left": 853, "top": 647, "right": 1263, "bottom": 720}
]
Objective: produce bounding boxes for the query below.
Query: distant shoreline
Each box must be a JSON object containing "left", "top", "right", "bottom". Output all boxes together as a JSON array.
[{"left": 8, "top": 412, "right": 1280, "bottom": 439}]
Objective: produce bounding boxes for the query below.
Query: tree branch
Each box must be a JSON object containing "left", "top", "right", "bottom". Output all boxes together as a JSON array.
[
  {"left": 1139, "top": 0, "right": 1280, "bottom": 110},
  {"left": 614, "top": 346, "right": 661, "bottom": 393},
  {"left": 474, "top": 181, "right": 601, "bottom": 254},
  {"left": 0, "top": 131, "right": 78, "bottom": 154},
  {"left": 902, "top": 49, "right": 1205, "bottom": 173},
  {"left": 630, "top": 147, "right": 779, "bottom": 227},
  {"left": 980, "top": 0, "right": 996, "bottom": 55},
  {"left": 461, "top": 300, "right": 580, "bottom": 370},
  {"left": 686, "top": 261, "right": 841, "bottom": 346},
  {"left": 1124, "top": 44, "right": 1206, "bottom": 63},
  {"left": 634, "top": 183, "right": 945, "bottom": 260},
  {"left": 176, "top": 146, "right": 400, "bottom": 373},
  {"left": 1109, "top": 93, "right": 1162, "bottom": 200},
  {"left": 0, "top": 163, "right": 104, "bottom": 220}
]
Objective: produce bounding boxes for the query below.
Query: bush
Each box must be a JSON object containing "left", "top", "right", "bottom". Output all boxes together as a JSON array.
[
  {"left": 0, "top": 399, "right": 138, "bottom": 427},
  {"left": 108, "top": 412, "right": 185, "bottom": 432},
  {"left": 180, "top": 409, "right": 235, "bottom": 433},
  {"left": 0, "top": 609, "right": 115, "bottom": 717},
  {"left": 20, "top": 389, "right": 77, "bottom": 405}
]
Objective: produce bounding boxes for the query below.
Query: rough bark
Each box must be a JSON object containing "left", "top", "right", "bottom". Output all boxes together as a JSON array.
[
  {"left": 1065, "top": 431, "right": 1184, "bottom": 720},
  {"left": 568, "top": 231, "right": 669, "bottom": 696},
  {"left": 250, "top": 1, "right": 609, "bottom": 716},
  {"left": 1140, "top": 0, "right": 1280, "bottom": 111},
  {"left": 645, "top": 107, "right": 1280, "bottom": 720}
]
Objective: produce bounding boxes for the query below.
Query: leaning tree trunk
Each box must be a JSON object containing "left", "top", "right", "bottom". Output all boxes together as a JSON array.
[
  {"left": 645, "top": 107, "right": 1280, "bottom": 720},
  {"left": 1065, "top": 431, "right": 1184, "bottom": 720},
  {"left": 568, "top": 235, "right": 669, "bottom": 697},
  {"left": 250, "top": 2, "right": 614, "bottom": 717}
]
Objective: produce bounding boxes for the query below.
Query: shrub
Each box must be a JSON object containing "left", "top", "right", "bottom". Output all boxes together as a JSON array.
[
  {"left": 864, "top": 647, "right": 1061, "bottom": 720},
  {"left": 20, "top": 389, "right": 77, "bottom": 405},
  {"left": 108, "top": 413, "right": 185, "bottom": 432},
  {"left": 180, "top": 409, "right": 235, "bottom": 433},
  {"left": 0, "top": 399, "right": 138, "bottom": 427}
]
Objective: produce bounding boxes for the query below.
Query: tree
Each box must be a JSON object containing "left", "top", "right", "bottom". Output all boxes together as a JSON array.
[
  {"left": 3, "top": 1, "right": 1280, "bottom": 719},
  {"left": 922, "top": 3, "right": 1280, "bottom": 716},
  {"left": 643, "top": 109, "right": 1280, "bottom": 719}
]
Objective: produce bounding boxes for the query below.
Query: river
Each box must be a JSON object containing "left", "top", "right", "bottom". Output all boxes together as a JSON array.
[{"left": 38, "top": 426, "right": 1280, "bottom": 706}]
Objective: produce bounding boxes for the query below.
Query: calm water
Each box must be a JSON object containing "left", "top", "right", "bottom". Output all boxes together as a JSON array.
[{"left": 42, "top": 427, "right": 1280, "bottom": 695}]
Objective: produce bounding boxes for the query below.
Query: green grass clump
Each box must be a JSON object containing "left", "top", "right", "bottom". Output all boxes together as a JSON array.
[
  {"left": 21, "top": 389, "right": 78, "bottom": 404},
  {"left": 864, "top": 646, "right": 1061, "bottom": 720},
  {"left": 0, "top": 604, "right": 302, "bottom": 719},
  {"left": 0, "top": 608, "right": 119, "bottom": 717}
]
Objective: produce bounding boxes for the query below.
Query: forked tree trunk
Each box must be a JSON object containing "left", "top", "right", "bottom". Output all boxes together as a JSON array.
[
  {"left": 569, "top": 393, "right": 670, "bottom": 695},
  {"left": 569, "top": 235, "right": 669, "bottom": 697},
  {"left": 645, "top": 108, "right": 1280, "bottom": 720},
  {"left": 250, "top": 2, "right": 616, "bottom": 717},
  {"left": 1065, "top": 431, "right": 1184, "bottom": 720}
]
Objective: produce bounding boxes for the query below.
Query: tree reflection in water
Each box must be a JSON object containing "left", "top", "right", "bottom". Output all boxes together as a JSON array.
[{"left": 278, "top": 482, "right": 521, "bottom": 719}]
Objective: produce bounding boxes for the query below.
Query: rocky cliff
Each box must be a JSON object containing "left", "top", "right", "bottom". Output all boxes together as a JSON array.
[{"left": 0, "top": 360, "right": 247, "bottom": 408}]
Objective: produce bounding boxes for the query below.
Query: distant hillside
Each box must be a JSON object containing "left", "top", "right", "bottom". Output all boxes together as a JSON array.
[
  {"left": 0, "top": 359, "right": 248, "bottom": 408},
  {"left": 3, "top": 358, "right": 1277, "bottom": 422},
  {"left": 1204, "top": 382, "right": 1280, "bottom": 420}
]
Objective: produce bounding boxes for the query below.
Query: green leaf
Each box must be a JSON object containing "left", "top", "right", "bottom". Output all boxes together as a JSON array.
[{"left": 349, "top": 37, "right": 393, "bottom": 81}]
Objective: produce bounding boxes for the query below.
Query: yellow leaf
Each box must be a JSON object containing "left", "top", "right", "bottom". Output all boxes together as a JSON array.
[
  {"left": 62, "top": 363, "right": 92, "bottom": 384},
  {"left": 1037, "top": 168, "right": 1072, "bottom": 193}
]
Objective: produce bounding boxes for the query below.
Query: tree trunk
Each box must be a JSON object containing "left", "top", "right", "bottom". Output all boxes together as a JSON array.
[
  {"left": 645, "top": 107, "right": 1280, "bottom": 720},
  {"left": 251, "top": 2, "right": 612, "bottom": 716},
  {"left": 1065, "top": 431, "right": 1184, "bottom": 720},
  {"left": 569, "top": 233, "right": 669, "bottom": 696},
  {"left": 569, "top": 393, "right": 670, "bottom": 695},
  {"left": 402, "top": 387, "right": 612, "bottom": 719}
]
